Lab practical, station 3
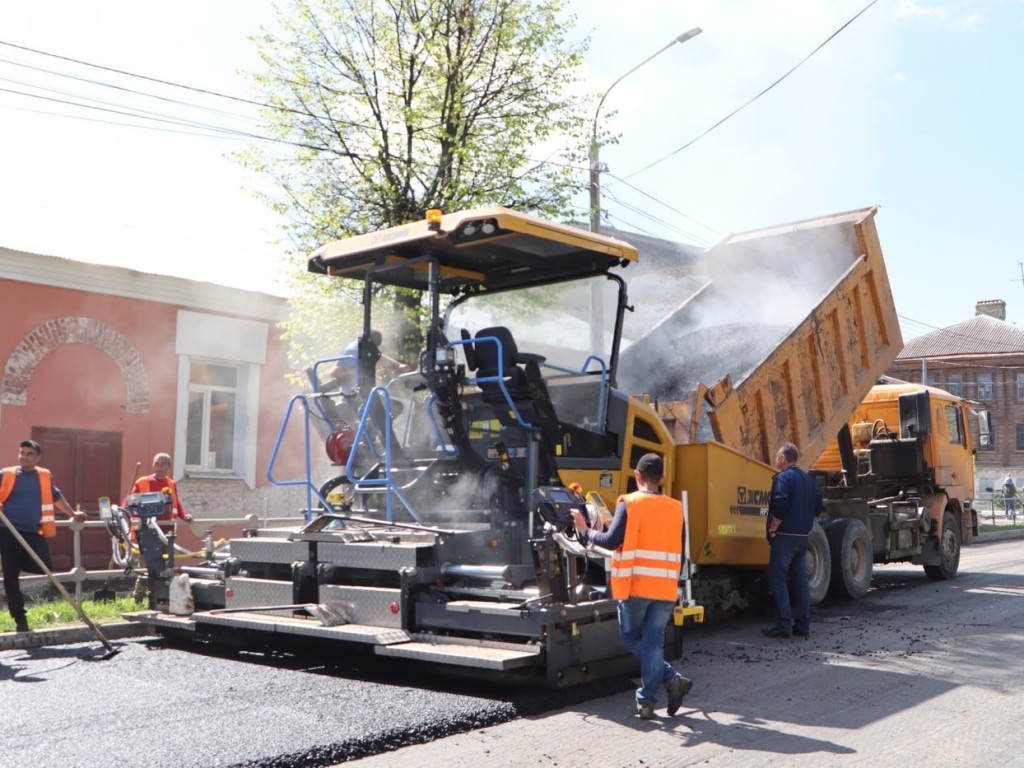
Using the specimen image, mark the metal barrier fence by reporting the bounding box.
[976,493,1019,525]
[10,513,309,606]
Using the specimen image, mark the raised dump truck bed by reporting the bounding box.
[619,206,902,467]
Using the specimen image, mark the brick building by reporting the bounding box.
[886,299,1024,495]
[0,246,310,568]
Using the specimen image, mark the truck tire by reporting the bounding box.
[807,521,831,605]
[825,518,873,599]
[924,512,961,580]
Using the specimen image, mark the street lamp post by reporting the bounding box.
[587,27,702,354]
[588,27,702,235]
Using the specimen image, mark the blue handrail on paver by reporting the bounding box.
[266,384,426,525]
[342,385,425,525]
[266,394,332,520]
[449,335,535,430]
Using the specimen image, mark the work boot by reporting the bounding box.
[636,701,655,720]
[666,673,693,716]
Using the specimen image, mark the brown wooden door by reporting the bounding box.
[32,428,122,571]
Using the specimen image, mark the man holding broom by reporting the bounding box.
[0,439,85,632]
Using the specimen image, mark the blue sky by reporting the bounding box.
[0,1,1021,340]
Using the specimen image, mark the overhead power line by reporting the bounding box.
[0,38,280,112]
[623,0,881,181]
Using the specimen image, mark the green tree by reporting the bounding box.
[239,0,591,369]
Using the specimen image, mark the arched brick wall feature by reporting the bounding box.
[1,316,150,412]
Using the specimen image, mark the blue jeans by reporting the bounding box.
[617,597,677,705]
[767,534,810,633]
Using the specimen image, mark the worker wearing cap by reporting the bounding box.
[128,452,192,522]
[0,439,85,632]
[571,452,692,720]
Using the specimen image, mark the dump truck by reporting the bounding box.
[125,204,960,684]
[810,380,983,595]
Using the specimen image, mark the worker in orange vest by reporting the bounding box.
[127,452,193,522]
[571,453,692,720]
[0,439,85,632]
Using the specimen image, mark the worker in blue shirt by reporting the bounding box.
[762,442,824,639]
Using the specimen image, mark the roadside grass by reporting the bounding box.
[979,519,1024,534]
[0,595,141,633]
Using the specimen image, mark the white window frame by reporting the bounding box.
[183,359,254,475]
[174,311,267,488]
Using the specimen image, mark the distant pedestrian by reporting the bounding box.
[762,442,823,640]
[0,439,85,632]
[1004,475,1016,517]
[571,453,692,720]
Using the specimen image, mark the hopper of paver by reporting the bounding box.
[618,206,902,469]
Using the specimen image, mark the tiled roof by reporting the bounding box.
[898,314,1024,358]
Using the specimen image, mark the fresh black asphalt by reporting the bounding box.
[0,635,628,767]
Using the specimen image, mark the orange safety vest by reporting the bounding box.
[609,491,683,601]
[133,476,183,519]
[0,466,58,538]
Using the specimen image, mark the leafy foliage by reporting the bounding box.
[238,0,591,369]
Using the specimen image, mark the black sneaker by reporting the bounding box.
[793,627,810,638]
[15,620,30,633]
[666,674,693,716]
[761,626,791,638]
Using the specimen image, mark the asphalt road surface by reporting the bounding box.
[346,535,1024,767]
[4,536,1023,767]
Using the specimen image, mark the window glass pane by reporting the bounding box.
[945,405,961,444]
[190,362,237,388]
[186,391,204,465]
[977,374,992,400]
[209,391,236,469]
[1017,375,1024,401]
[1017,423,1024,451]
[947,375,963,397]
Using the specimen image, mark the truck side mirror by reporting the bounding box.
[977,409,992,446]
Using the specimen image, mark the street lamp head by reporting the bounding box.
[675,28,703,44]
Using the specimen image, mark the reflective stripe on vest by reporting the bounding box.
[610,491,683,601]
[0,466,57,538]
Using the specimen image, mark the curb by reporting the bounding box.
[977,528,1024,543]
[0,621,150,652]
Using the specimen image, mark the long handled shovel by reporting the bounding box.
[0,509,120,659]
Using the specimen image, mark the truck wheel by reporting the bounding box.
[807,521,831,605]
[924,512,961,580]
[825,518,873,599]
